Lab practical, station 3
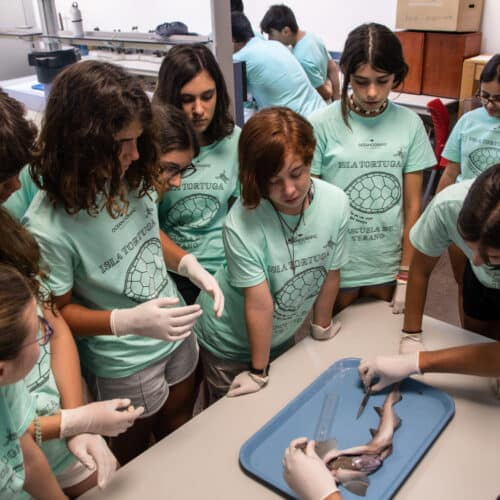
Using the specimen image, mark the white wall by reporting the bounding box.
[52,0,500,53]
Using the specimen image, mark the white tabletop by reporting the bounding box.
[80,300,499,500]
[389,92,458,117]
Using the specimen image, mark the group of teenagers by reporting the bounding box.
[0,17,499,500]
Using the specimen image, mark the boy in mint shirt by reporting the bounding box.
[232,12,325,117]
[260,4,340,101]
[403,165,500,351]
[196,108,350,403]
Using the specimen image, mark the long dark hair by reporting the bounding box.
[153,44,234,144]
[339,23,408,126]
[31,60,159,217]
[480,54,500,84]
[458,163,500,263]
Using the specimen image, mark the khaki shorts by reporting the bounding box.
[199,347,247,405]
[57,458,94,489]
[85,333,199,418]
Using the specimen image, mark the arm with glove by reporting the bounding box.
[160,230,224,317]
[226,281,273,397]
[283,438,341,500]
[311,270,341,341]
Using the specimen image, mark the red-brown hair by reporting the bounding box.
[239,107,315,208]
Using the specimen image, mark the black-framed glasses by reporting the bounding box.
[475,91,500,107]
[21,316,54,349]
[160,162,197,180]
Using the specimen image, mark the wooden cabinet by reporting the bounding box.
[394,31,425,94]
[395,30,481,98]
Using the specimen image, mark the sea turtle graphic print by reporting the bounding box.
[124,238,169,302]
[468,147,500,175]
[274,266,327,319]
[25,344,50,392]
[345,172,401,215]
[165,194,220,229]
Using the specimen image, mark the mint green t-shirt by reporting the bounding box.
[195,179,350,362]
[0,381,36,499]
[309,100,435,288]
[158,128,240,274]
[2,165,39,220]
[23,189,184,378]
[441,107,500,182]
[23,308,75,476]
[293,32,329,89]
[410,180,500,289]
[233,37,326,117]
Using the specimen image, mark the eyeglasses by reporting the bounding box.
[21,316,54,349]
[160,162,197,180]
[475,91,500,107]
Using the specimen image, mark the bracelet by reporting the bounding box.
[33,416,42,447]
[248,362,270,377]
[396,274,408,282]
[402,328,422,334]
[399,265,410,272]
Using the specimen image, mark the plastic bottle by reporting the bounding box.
[70,2,84,37]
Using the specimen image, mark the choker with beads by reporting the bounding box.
[349,95,388,116]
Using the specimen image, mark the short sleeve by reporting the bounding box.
[223,224,266,288]
[409,197,453,257]
[403,114,436,173]
[441,114,466,163]
[27,222,77,296]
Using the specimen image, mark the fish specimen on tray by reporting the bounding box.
[319,385,402,497]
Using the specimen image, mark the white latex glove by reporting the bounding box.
[110,297,202,341]
[226,371,268,397]
[358,352,420,392]
[390,279,407,314]
[310,320,341,341]
[283,438,338,500]
[399,332,425,354]
[60,399,145,438]
[67,434,117,489]
[177,254,224,317]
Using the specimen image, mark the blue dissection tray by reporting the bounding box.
[240,358,454,499]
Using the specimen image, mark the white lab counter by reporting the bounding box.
[80,299,499,500]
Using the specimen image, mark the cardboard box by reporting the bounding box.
[396,0,484,32]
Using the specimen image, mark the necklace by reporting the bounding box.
[272,182,313,275]
[349,95,388,116]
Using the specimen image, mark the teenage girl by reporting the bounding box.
[23,60,221,464]
[153,44,240,304]
[0,264,67,500]
[434,54,500,325]
[308,23,435,352]
[403,164,500,347]
[195,107,350,403]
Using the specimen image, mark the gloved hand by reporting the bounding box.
[358,352,420,392]
[110,297,202,341]
[178,254,224,318]
[67,434,117,489]
[399,332,425,354]
[283,438,338,500]
[226,371,268,397]
[390,279,407,314]
[310,320,341,341]
[60,399,144,439]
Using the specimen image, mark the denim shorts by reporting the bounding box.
[85,333,199,418]
[463,260,500,320]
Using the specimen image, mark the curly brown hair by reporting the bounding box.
[239,107,315,208]
[31,60,160,217]
[0,88,37,182]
